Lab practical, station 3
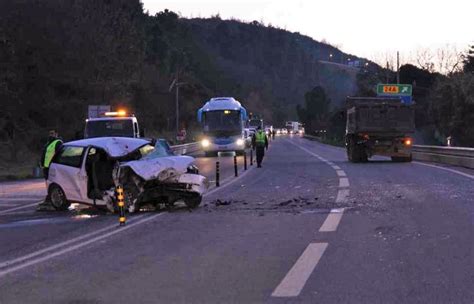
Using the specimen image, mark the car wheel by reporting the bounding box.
[184,195,202,209]
[49,184,70,211]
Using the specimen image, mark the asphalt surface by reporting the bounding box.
[0,136,473,303]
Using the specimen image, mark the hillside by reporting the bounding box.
[0,1,373,166]
[185,18,362,121]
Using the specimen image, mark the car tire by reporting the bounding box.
[49,184,70,211]
[235,150,245,156]
[184,195,202,209]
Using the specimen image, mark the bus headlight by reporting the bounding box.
[201,139,210,148]
[236,139,244,146]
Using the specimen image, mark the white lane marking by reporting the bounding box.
[0,197,42,201]
[339,177,350,188]
[272,243,328,297]
[414,162,474,180]
[0,213,162,278]
[0,202,40,215]
[332,165,341,170]
[335,189,350,204]
[0,214,146,269]
[319,208,345,232]
[287,139,349,233]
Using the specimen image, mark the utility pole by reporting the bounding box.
[396,51,400,84]
[386,61,389,83]
[169,72,186,139]
[175,71,179,137]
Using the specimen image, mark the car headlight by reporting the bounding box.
[201,139,210,147]
[236,139,244,146]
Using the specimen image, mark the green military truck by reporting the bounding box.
[345,97,415,163]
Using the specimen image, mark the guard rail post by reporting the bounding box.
[244,151,247,170]
[234,155,238,177]
[216,161,220,187]
[116,185,126,226]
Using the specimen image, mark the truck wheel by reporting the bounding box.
[49,184,70,211]
[348,141,361,163]
[359,147,368,162]
[184,195,202,209]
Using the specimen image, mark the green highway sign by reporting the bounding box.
[377,84,412,96]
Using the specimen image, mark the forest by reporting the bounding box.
[0,0,473,176]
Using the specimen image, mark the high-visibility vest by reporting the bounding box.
[43,139,61,168]
[255,131,266,146]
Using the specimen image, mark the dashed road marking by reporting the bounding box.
[336,170,346,177]
[335,189,350,203]
[339,177,350,188]
[272,243,328,297]
[319,208,345,232]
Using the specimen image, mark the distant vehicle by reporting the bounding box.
[345,97,415,162]
[285,121,302,134]
[84,110,143,139]
[264,126,273,135]
[248,118,264,131]
[46,137,207,213]
[281,128,288,135]
[197,97,248,157]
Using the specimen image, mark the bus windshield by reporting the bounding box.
[203,110,241,136]
[85,119,134,138]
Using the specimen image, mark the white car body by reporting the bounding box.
[47,137,207,212]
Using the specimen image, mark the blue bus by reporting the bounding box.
[197,97,248,157]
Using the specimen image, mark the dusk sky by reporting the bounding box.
[142,0,473,61]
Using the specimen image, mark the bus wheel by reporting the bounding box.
[205,151,217,157]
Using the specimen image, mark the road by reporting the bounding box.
[0,136,473,303]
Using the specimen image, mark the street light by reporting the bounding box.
[329,53,333,61]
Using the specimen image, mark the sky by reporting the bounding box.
[142,0,473,64]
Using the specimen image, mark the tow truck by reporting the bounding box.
[84,110,144,139]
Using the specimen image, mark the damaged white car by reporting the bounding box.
[45,137,208,212]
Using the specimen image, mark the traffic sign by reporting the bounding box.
[377,84,412,96]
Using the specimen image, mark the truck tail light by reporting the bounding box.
[404,138,412,146]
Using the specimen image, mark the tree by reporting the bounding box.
[463,45,474,73]
[297,86,331,132]
[429,73,474,147]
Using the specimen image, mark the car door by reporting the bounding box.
[49,146,86,202]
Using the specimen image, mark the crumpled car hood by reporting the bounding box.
[120,155,195,181]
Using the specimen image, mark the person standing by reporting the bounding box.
[40,130,63,179]
[252,126,268,168]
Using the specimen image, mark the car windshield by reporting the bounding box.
[85,119,134,138]
[139,141,174,160]
[203,110,241,135]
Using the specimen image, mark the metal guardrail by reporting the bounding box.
[304,134,474,169]
[170,142,201,156]
[412,145,474,169]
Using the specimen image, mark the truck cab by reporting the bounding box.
[84,111,142,139]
